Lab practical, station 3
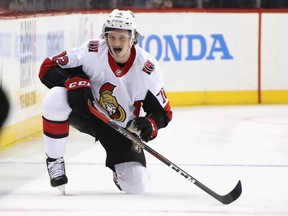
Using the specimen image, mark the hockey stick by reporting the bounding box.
[88,103,242,205]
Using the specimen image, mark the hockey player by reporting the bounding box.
[38,9,172,194]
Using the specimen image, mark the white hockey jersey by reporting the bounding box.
[40,39,172,128]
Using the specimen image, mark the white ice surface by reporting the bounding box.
[0,105,288,216]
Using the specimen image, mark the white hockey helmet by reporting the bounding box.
[102,9,137,37]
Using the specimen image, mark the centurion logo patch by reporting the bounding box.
[88,40,99,52]
[142,60,155,75]
[98,82,126,122]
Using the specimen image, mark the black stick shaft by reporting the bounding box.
[88,104,242,205]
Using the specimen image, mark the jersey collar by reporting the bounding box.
[108,46,136,77]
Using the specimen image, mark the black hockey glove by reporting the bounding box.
[126,117,158,142]
[64,75,94,119]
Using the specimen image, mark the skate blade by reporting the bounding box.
[57,185,66,195]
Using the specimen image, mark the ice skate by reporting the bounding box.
[113,172,122,191]
[46,157,68,194]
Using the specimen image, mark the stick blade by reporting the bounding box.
[218,180,242,205]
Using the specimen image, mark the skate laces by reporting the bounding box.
[47,158,65,178]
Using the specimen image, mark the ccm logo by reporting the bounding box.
[68,81,91,89]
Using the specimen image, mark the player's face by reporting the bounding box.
[107,30,132,63]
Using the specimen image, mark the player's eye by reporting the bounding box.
[119,36,127,41]
[108,36,116,41]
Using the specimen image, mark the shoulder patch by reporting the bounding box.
[88,40,99,52]
[142,60,155,75]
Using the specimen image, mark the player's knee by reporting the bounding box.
[114,161,150,194]
[43,87,71,121]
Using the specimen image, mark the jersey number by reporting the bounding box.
[157,88,167,104]
[52,51,69,66]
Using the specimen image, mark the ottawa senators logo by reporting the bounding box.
[88,40,99,52]
[142,60,155,75]
[98,82,126,122]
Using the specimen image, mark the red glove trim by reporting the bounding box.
[146,117,158,139]
[65,76,91,90]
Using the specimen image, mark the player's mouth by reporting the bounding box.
[113,48,122,54]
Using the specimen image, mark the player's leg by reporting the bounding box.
[43,87,71,188]
[90,116,150,194]
[86,106,151,194]
[114,161,150,194]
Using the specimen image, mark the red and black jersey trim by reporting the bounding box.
[88,40,100,52]
[108,46,136,77]
[142,90,172,129]
[142,60,155,75]
[38,57,86,89]
[42,116,69,139]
